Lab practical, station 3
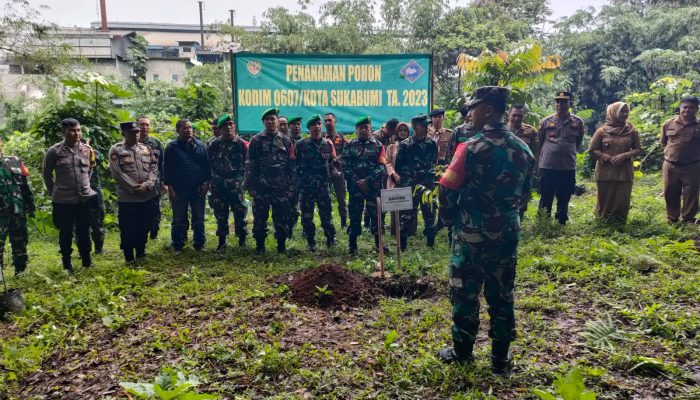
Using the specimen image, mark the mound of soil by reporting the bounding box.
[288,264,383,308]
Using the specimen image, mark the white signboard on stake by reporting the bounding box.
[381,187,413,212]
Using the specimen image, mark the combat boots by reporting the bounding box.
[348,235,358,254]
[238,234,247,247]
[217,235,227,251]
[491,341,513,375]
[426,235,435,248]
[255,238,265,254]
[437,340,474,364]
[400,235,408,252]
[326,235,336,248]
[340,215,347,228]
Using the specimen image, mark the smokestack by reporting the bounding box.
[100,0,108,31]
[198,1,204,48]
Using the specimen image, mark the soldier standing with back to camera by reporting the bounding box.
[43,118,97,273]
[438,86,533,375]
[0,138,35,276]
[294,114,338,251]
[109,122,159,263]
[208,114,249,250]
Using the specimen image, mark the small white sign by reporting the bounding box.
[381,187,413,212]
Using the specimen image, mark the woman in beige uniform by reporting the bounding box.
[588,102,644,222]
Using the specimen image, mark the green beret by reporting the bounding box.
[355,115,371,126]
[287,116,302,124]
[410,114,430,127]
[261,108,279,120]
[216,114,233,128]
[306,114,321,128]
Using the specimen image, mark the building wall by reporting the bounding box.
[145,59,189,84]
[108,29,222,48]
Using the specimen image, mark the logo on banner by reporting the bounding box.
[400,60,424,84]
[246,60,262,77]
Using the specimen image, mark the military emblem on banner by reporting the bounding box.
[247,60,262,77]
[400,60,424,84]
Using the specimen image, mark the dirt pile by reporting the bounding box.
[288,264,382,308]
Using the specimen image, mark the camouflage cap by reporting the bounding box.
[465,86,511,109]
[261,107,279,120]
[411,114,430,127]
[287,116,302,124]
[554,91,574,100]
[355,115,371,126]
[216,113,234,128]
[306,114,322,128]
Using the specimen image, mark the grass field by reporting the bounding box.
[1,174,699,399]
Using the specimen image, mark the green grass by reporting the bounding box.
[1,174,699,399]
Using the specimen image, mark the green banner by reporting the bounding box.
[233,53,432,134]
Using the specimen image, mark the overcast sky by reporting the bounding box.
[27,0,608,28]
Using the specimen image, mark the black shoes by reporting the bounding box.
[326,236,336,248]
[491,341,513,376]
[348,235,358,254]
[437,347,474,364]
[238,234,246,247]
[217,236,227,251]
[307,240,317,252]
[255,238,265,254]
[277,240,286,254]
[426,235,435,248]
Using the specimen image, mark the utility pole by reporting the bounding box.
[229,9,236,42]
[198,1,205,48]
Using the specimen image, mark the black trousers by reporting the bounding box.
[53,198,95,264]
[118,201,154,261]
[538,168,576,224]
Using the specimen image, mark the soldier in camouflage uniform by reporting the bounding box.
[324,113,349,227]
[208,114,249,250]
[0,139,35,276]
[395,114,439,251]
[137,117,165,240]
[286,116,303,238]
[341,116,387,254]
[294,115,337,251]
[438,87,533,375]
[244,108,295,254]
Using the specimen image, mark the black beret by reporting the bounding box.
[429,109,446,117]
[465,86,511,109]
[120,121,140,133]
[411,114,430,127]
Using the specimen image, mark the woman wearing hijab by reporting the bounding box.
[588,102,644,222]
[385,122,411,235]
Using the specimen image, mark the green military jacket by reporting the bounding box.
[0,156,35,216]
[440,122,534,243]
[341,137,386,196]
[395,136,438,188]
